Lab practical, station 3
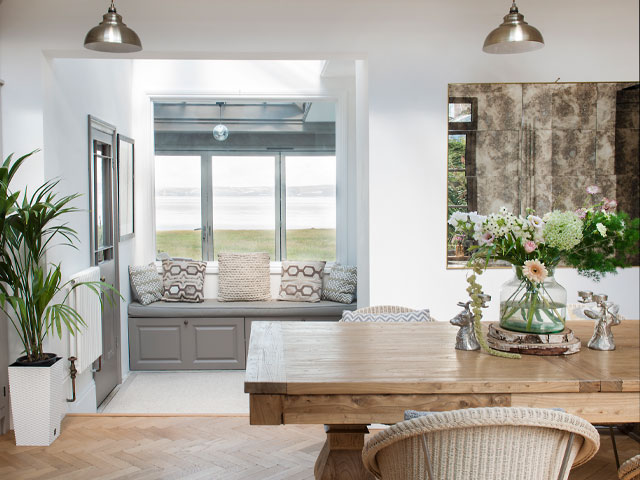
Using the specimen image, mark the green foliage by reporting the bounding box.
[156,228,337,262]
[565,210,640,280]
[0,151,120,363]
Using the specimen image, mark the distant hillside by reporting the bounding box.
[157,185,335,197]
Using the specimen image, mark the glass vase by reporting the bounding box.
[499,266,567,334]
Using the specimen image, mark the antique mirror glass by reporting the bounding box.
[447,82,639,267]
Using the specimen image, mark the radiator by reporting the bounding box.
[69,267,102,373]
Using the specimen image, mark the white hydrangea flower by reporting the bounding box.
[448,211,468,228]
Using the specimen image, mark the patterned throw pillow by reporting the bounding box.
[340,309,433,323]
[278,261,326,303]
[161,259,207,303]
[218,252,271,302]
[129,263,163,305]
[321,264,357,304]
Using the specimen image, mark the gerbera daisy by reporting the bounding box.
[522,259,548,284]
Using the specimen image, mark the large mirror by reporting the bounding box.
[447,82,639,267]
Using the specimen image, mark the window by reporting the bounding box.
[285,155,336,261]
[447,97,477,258]
[211,156,276,259]
[155,153,337,262]
[154,99,338,263]
[155,156,202,260]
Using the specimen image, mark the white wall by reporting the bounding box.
[0,0,638,383]
[23,58,132,413]
[132,59,357,293]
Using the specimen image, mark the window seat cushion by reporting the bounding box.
[128,299,357,318]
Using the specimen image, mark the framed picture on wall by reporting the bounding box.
[117,134,135,240]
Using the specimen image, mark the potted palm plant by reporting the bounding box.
[0,151,116,446]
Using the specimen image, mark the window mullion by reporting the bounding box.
[275,153,286,261]
[201,153,213,261]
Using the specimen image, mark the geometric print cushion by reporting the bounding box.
[129,263,163,305]
[321,264,357,304]
[161,259,207,303]
[340,309,433,323]
[278,260,326,303]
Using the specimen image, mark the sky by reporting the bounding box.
[155,155,336,191]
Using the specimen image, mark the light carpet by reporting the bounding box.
[99,370,249,414]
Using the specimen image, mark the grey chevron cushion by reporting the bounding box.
[161,259,206,303]
[321,264,357,304]
[129,263,163,305]
[340,309,432,323]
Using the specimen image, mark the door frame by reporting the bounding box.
[0,78,10,434]
[88,115,122,388]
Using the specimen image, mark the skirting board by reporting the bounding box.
[66,378,97,415]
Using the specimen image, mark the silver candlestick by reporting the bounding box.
[582,292,621,351]
[450,294,491,351]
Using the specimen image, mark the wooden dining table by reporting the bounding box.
[244,320,640,480]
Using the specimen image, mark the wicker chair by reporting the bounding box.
[620,455,640,480]
[362,407,600,480]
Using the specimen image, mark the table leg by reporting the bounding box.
[314,424,375,480]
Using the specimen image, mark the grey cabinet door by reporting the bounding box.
[129,317,187,370]
[129,317,245,370]
[187,318,245,369]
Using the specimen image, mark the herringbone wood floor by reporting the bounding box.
[0,416,637,480]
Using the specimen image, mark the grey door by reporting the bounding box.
[0,80,9,434]
[89,116,121,406]
[0,312,9,435]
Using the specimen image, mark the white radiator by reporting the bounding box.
[69,267,102,373]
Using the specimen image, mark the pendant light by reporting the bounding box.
[84,1,142,53]
[213,102,229,142]
[483,1,544,54]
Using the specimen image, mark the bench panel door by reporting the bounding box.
[129,317,187,370]
[188,317,245,369]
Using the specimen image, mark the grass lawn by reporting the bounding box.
[156,229,336,262]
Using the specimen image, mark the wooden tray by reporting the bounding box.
[487,323,581,356]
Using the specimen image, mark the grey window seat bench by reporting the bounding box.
[128,299,356,370]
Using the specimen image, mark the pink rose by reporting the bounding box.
[602,198,617,211]
[524,240,537,253]
[575,208,587,220]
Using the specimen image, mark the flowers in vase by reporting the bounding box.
[449,186,639,356]
[447,186,639,279]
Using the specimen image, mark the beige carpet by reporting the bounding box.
[99,371,249,414]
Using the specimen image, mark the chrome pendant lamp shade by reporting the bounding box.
[483,2,544,54]
[84,1,142,53]
[213,102,229,142]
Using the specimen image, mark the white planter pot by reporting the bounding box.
[8,356,65,446]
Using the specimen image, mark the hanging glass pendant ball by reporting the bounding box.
[213,124,229,141]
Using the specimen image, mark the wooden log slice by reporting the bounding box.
[488,323,575,345]
[487,335,581,356]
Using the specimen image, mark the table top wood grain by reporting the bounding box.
[245,320,639,396]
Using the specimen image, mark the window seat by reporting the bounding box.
[128,299,356,318]
[128,300,356,371]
